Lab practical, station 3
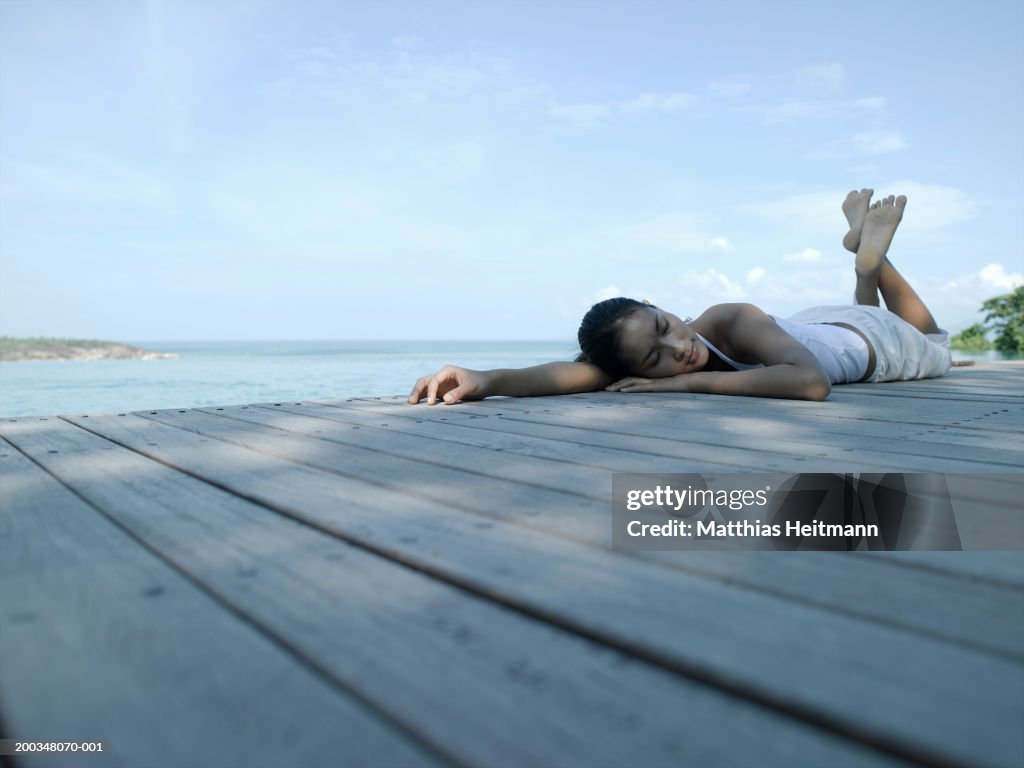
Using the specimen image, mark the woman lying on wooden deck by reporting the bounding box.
[409,190,952,404]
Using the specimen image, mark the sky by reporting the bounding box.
[1,0,1022,341]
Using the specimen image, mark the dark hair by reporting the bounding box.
[575,297,647,379]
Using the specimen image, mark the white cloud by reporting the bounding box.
[274,40,518,107]
[627,212,717,253]
[783,248,827,264]
[979,264,1024,291]
[549,92,697,126]
[680,269,749,301]
[851,131,909,155]
[739,191,843,237]
[740,182,979,242]
[759,268,852,307]
[796,62,845,91]
[595,285,623,301]
[278,38,696,129]
[578,285,659,314]
[943,263,1024,293]
[675,263,857,311]
[763,100,825,123]
[811,130,908,158]
[847,163,882,177]
[884,180,980,232]
[761,96,885,125]
[927,262,1024,330]
[707,237,734,251]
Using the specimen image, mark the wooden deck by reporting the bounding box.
[1,362,1022,768]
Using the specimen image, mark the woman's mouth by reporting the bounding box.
[688,343,697,365]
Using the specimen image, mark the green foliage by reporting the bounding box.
[981,286,1024,353]
[950,323,992,350]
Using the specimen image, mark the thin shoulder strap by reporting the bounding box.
[695,332,760,371]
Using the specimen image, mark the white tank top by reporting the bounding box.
[696,316,869,384]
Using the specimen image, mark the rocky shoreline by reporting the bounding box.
[0,337,180,361]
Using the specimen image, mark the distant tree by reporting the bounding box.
[981,285,1024,353]
[950,323,992,350]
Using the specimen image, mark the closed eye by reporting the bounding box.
[643,313,664,371]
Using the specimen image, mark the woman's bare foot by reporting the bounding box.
[841,188,873,253]
[856,194,906,275]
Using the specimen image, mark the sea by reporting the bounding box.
[0,340,1013,419]
[0,340,578,418]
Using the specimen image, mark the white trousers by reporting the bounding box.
[785,304,952,382]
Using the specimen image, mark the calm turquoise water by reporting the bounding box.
[0,341,1016,418]
[0,340,578,418]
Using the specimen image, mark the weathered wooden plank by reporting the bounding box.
[453,415,1024,538]
[489,397,1024,462]
[303,402,1024,530]
[379,393,1024,466]
[840,373,1024,397]
[471,387,1024,430]
[868,552,1024,590]
[311,397,483,421]
[189,403,1024,660]
[136,403,1024,663]
[45,413,1024,768]
[259,401,757,480]
[873,374,1024,387]
[374,390,1024,454]
[320,400,948,474]
[551,391,1024,433]
[0,436,445,768]
[644,551,1024,660]
[393,399,1024,476]
[345,399,1024,522]
[837,386,1022,403]
[1,421,912,768]
[144,406,607,542]
[560,389,1024,453]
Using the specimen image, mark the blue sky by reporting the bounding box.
[1,0,1021,340]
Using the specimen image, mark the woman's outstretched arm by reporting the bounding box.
[408,361,612,405]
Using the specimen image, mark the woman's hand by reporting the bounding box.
[408,365,493,405]
[605,375,690,393]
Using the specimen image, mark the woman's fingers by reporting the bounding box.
[606,377,642,391]
[606,377,653,393]
[442,378,481,404]
[426,374,445,405]
[408,366,459,405]
[408,375,431,404]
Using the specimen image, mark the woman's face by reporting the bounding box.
[616,306,708,378]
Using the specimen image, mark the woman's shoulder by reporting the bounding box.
[693,304,776,364]
[696,302,771,327]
